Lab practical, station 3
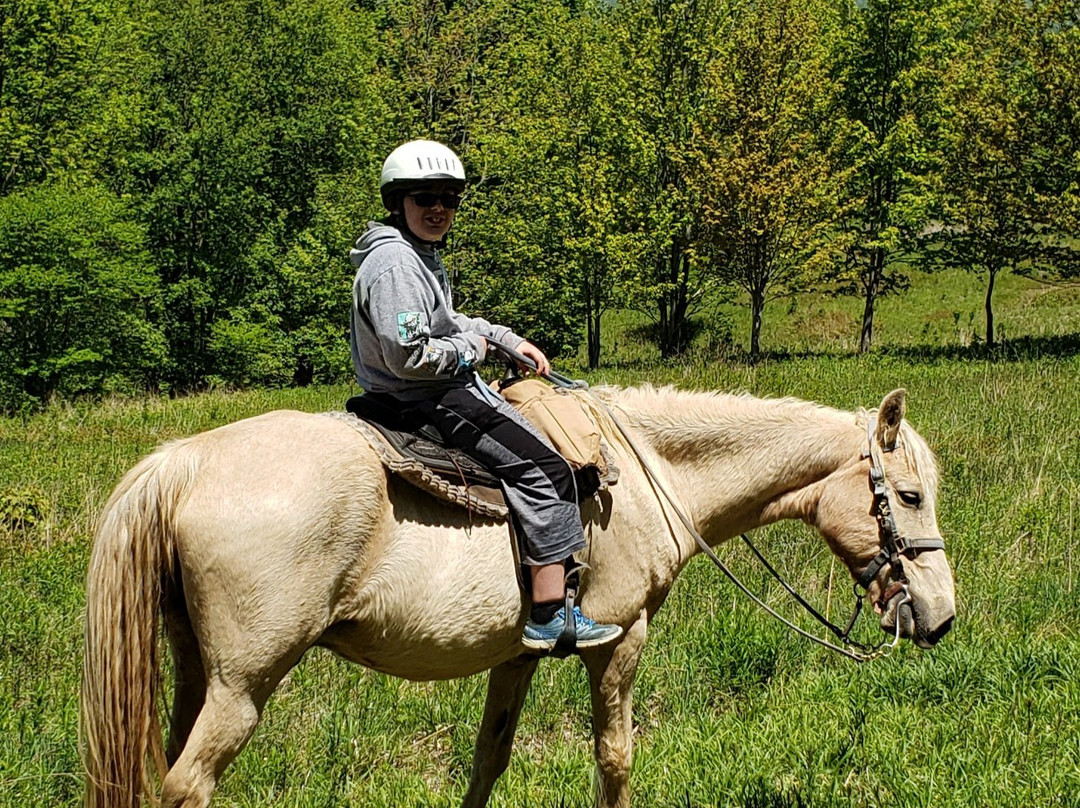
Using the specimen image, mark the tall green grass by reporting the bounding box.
[2,269,1078,807]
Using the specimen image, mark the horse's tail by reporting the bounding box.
[81,439,198,808]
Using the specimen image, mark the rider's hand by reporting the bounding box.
[515,341,550,376]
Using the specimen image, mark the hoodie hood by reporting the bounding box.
[350,219,446,268]
[350,220,449,297]
[349,221,435,269]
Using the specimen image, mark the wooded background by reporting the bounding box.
[1,0,1077,410]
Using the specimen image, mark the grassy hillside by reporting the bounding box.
[596,269,1080,365]
[2,270,1078,807]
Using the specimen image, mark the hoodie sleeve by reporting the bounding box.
[363,265,488,379]
[448,312,525,353]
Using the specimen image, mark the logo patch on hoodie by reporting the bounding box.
[397,311,427,341]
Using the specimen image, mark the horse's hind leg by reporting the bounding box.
[159,602,308,808]
[159,679,268,808]
[461,655,540,808]
[165,599,206,765]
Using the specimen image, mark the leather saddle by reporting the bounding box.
[334,391,611,642]
[335,392,609,519]
[345,393,501,489]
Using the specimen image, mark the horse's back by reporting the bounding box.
[178,409,389,541]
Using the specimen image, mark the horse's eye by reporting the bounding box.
[898,490,922,508]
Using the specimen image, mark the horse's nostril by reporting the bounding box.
[922,615,955,646]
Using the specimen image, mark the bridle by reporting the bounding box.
[855,415,946,612]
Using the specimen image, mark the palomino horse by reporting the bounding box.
[82,386,955,808]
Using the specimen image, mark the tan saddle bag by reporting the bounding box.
[493,377,608,476]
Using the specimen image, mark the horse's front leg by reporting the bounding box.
[581,611,648,808]
[461,654,540,808]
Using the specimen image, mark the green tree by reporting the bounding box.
[921,0,1080,347]
[1019,0,1079,283]
[473,3,641,368]
[619,0,726,358]
[374,0,496,146]
[693,0,844,359]
[923,0,1080,347]
[0,183,164,408]
[106,0,388,388]
[401,0,623,362]
[0,0,107,192]
[446,1,582,360]
[1043,1,1080,252]
[833,0,952,352]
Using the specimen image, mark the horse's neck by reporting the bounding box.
[614,388,862,545]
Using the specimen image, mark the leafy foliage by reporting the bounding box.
[0,0,1077,409]
[692,0,845,358]
[0,183,164,408]
[923,0,1080,346]
[0,0,107,193]
[617,0,729,358]
[830,0,955,352]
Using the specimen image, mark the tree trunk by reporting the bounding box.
[658,240,690,358]
[985,266,997,347]
[656,283,670,357]
[587,303,601,369]
[859,290,875,354]
[749,288,765,361]
[859,247,883,354]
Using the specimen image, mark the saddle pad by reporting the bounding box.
[323,410,509,518]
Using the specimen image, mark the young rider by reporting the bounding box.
[349,139,622,652]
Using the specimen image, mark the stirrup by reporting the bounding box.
[550,567,581,658]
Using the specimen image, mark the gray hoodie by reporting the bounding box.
[349,222,524,400]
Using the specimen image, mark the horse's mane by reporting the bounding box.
[591,383,853,446]
[578,383,940,504]
[598,382,844,415]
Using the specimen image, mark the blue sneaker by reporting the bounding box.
[522,606,623,651]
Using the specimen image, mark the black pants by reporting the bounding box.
[404,384,584,566]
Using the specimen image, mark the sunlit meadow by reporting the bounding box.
[2,270,1078,807]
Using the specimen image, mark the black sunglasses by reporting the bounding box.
[405,191,463,210]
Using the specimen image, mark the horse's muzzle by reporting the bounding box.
[915,614,954,648]
[880,592,955,649]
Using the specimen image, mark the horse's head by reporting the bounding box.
[815,389,956,649]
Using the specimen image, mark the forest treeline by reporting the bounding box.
[1,0,1077,411]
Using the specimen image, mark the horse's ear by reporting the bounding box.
[876,389,907,450]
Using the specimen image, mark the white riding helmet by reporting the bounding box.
[380,140,466,208]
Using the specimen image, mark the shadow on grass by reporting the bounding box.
[738,780,816,808]
[882,332,1080,362]
[686,332,1080,367]
[676,781,815,808]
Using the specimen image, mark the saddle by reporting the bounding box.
[329,387,617,520]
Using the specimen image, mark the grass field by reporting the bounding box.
[2,270,1079,807]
